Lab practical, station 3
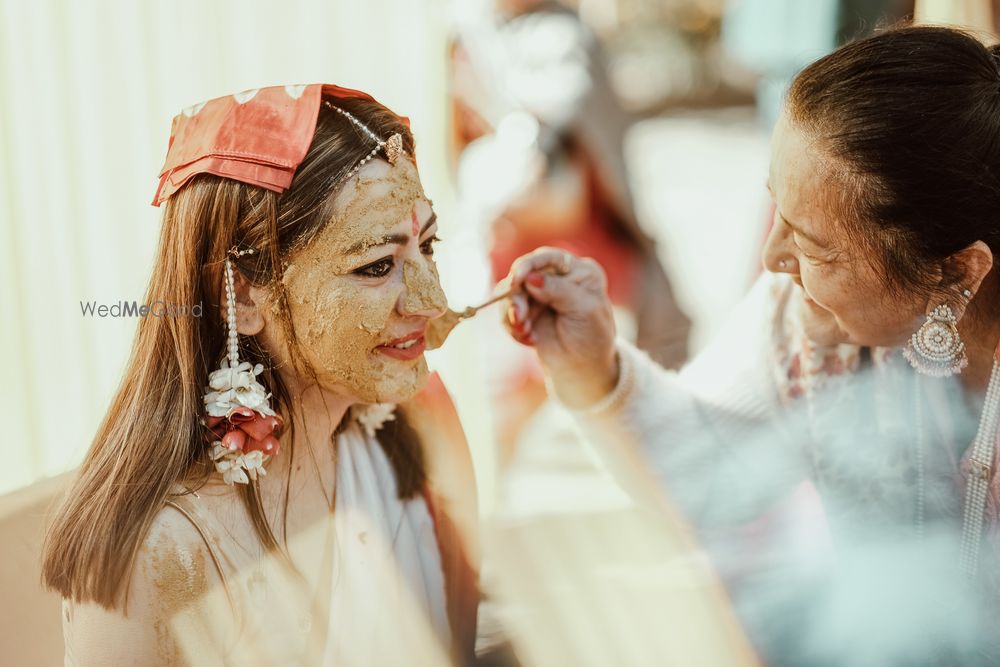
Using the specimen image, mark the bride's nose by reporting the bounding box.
[398,258,447,318]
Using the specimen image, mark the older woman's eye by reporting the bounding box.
[798,247,825,265]
[354,257,394,278]
[420,235,441,256]
[792,237,821,263]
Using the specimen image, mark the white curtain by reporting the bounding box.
[0,0,497,499]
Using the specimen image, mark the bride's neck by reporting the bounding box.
[258,370,354,495]
[281,376,354,449]
[256,374,353,540]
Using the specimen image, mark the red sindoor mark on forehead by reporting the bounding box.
[411,210,420,237]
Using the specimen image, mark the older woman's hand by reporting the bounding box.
[500,247,619,409]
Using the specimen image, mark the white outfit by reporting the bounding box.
[62,420,452,666]
[573,272,998,665]
[322,422,451,665]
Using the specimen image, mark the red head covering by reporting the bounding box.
[152,83,408,206]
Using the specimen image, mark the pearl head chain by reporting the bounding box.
[224,246,254,367]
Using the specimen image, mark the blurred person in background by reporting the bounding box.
[501,25,1000,665]
[449,0,690,460]
[722,0,915,131]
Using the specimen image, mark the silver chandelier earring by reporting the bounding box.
[903,293,971,377]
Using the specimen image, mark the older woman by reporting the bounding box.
[502,26,1000,665]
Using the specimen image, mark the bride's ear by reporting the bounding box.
[220,270,266,336]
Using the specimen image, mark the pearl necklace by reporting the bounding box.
[914,377,925,542]
[912,361,999,576]
[958,360,1000,577]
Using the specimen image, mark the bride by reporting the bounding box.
[42,84,478,666]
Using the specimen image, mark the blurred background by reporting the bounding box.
[2,0,997,664]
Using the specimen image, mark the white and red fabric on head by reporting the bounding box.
[152,83,408,206]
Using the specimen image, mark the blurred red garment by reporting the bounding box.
[488,158,640,307]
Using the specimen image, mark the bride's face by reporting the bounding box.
[275,157,447,404]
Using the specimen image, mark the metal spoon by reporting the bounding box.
[425,263,570,350]
[425,288,516,350]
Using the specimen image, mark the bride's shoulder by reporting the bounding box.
[131,498,226,614]
[62,500,226,664]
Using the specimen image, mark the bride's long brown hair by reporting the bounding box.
[42,95,427,608]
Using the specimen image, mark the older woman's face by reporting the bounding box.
[273,157,447,404]
[762,112,926,347]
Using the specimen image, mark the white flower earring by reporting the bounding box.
[201,247,284,484]
[903,289,972,377]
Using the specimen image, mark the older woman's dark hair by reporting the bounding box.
[788,25,1000,295]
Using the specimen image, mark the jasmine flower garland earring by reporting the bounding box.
[903,289,972,377]
[201,247,284,485]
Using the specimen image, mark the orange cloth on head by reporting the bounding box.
[152,84,408,206]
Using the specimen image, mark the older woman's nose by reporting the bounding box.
[399,258,448,318]
[761,220,798,275]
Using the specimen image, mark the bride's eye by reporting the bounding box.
[354,257,394,278]
[420,235,441,256]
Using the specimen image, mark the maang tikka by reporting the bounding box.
[323,100,404,182]
[903,290,972,377]
[202,247,283,485]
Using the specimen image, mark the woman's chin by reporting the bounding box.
[801,300,850,346]
[358,358,430,405]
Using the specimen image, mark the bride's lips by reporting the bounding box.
[376,329,427,361]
